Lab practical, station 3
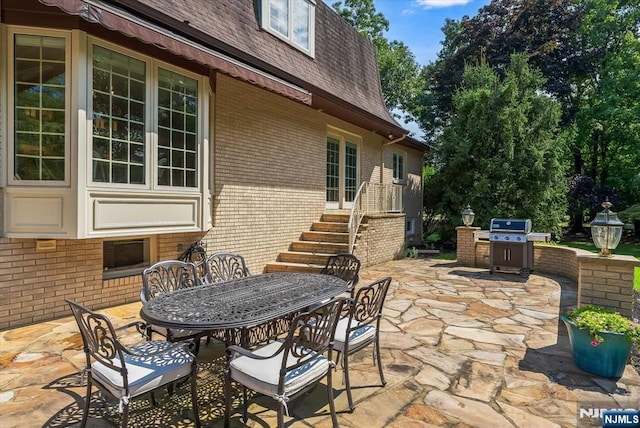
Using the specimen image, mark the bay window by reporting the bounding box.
[3,28,209,238]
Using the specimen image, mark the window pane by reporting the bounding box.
[326,137,339,202]
[92,46,146,184]
[270,0,289,36]
[103,239,150,279]
[14,34,66,181]
[345,142,357,202]
[292,0,310,49]
[157,68,198,188]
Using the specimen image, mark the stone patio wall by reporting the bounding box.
[456,229,640,317]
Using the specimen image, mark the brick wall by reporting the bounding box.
[455,226,479,266]
[534,245,585,282]
[577,254,639,317]
[354,213,405,267]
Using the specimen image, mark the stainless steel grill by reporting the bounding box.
[488,218,544,278]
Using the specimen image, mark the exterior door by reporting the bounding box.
[326,133,359,209]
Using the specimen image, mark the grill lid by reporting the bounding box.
[490,218,532,233]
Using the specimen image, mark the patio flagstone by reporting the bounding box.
[1,258,639,427]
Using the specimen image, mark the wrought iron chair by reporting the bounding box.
[66,300,201,428]
[224,298,345,428]
[333,276,392,411]
[204,252,251,284]
[141,260,205,354]
[320,253,361,298]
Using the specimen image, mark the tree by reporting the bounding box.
[571,0,640,207]
[417,0,586,141]
[428,54,567,242]
[332,0,421,121]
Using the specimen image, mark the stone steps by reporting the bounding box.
[265,212,357,273]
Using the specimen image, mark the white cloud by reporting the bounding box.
[415,0,473,9]
[401,8,415,15]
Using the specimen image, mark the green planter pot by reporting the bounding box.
[562,315,633,378]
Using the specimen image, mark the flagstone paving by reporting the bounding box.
[1,258,638,427]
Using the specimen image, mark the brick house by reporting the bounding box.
[0,0,426,329]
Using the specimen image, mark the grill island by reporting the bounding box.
[487,218,550,278]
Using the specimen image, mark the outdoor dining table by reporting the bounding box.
[139,272,348,344]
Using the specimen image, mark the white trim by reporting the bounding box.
[325,126,361,210]
[7,26,72,186]
[1,25,8,189]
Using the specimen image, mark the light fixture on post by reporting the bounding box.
[590,199,624,257]
[462,204,475,227]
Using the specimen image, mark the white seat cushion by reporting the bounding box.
[91,340,194,400]
[229,341,330,398]
[333,316,376,353]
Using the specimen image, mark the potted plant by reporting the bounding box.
[562,304,640,377]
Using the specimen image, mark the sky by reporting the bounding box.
[372,0,492,66]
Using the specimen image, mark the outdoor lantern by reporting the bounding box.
[590,199,624,257]
[462,204,475,227]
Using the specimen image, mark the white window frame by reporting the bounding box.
[260,0,316,57]
[87,38,206,193]
[7,27,72,186]
[392,150,406,183]
[326,126,361,210]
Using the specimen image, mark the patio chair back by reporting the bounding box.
[334,276,392,411]
[320,253,361,296]
[204,252,251,284]
[66,300,201,428]
[67,299,128,380]
[141,260,199,301]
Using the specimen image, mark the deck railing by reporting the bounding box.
[348,182,403,253]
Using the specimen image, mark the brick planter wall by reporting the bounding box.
[577,254,638,317]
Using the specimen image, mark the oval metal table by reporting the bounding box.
[140,272,348,346]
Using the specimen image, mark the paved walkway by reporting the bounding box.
[1,258,638,427]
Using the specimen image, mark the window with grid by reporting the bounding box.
[345,142,357,202]
[262,0,315,55]
[90,44,200,189]
[326,137,340,203]
[157,69,198,187]
[92,46,146,184]
[13,34,67,181]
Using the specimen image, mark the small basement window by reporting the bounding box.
[103,238,151,279]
